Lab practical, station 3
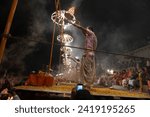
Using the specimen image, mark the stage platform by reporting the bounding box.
[15,84,150,100]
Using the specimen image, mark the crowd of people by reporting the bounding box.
[97,66,150,94]
[0,64,150,100]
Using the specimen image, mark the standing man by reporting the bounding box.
[72,24,97,86]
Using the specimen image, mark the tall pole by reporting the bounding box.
[49,0,60,70]
[0,0,18,64]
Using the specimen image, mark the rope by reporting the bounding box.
[7,35,150,60]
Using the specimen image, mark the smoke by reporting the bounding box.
[99,25,132,52]
[63,0,150,76]
[95,25,133,73]
[2,0,52,74]
[67,0,85,57]
[2,0,149,76]
[66,25,84,58]
[72,0,84,8]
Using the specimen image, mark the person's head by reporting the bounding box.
[87,26,94,32]
[75,89,94,100]
[8,88,16,96]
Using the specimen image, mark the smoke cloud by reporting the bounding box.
[1,0,149,76]
[2,0,52,74]
[72,0,84,8]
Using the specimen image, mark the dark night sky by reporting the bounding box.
[1,0,150,74]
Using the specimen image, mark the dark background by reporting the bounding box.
[1,0,150,75]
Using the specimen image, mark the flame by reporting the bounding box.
[67,6,76,15]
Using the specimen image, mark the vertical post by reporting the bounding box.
[0,0,18,63]
[49,0,60,70]
[49,23,56,70]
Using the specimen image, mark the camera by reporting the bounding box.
[76,84,84,91]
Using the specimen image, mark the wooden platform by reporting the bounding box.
[15,84,150,99]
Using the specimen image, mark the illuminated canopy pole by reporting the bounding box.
[49,0,60,70]
[0,0,18,64]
